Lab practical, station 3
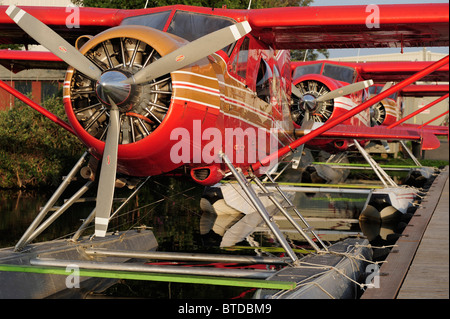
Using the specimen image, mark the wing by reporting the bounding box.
[1,3,448,50]
[0,49,64,72]
[357,61,449,83]
[401,84,449,97]
[0,6,130,46]
[296,124,441,150]
[400,123,448,137]
[247,3,449,50]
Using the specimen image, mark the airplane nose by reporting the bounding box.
[95,70,134,110]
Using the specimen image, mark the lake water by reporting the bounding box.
[0,174,404,298]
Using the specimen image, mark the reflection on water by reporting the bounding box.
[0,175,406,298]
[1,177,205,251]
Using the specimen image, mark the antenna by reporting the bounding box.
[144,0,149,9]
[248,0,252,10]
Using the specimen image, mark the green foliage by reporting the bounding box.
[0,96,85,189]
[291,48,330,61]
[0,44,24,50]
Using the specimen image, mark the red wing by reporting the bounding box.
[400,123,449,137]
[248,3,449,50]
[0,6,124,46]
[0,49,64,72]
[358,62,449,83]
[401,84,449,97]
[1,3,448,50]
[312,124,441,150]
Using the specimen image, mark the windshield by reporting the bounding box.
[322,63,355,83]
[121,10,236,53]
[293,63,322,78]
[121,11,171,30]
[167,11,235,42]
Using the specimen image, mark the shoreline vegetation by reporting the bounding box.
[0,96,448,190]
[0,95,84,189]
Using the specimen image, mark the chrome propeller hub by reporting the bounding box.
[95,69,135,111]
[301,94,317,111]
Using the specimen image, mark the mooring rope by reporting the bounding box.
[268,241,391,299]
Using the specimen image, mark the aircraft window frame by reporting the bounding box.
[293,63,322,78]
[256,58,272,103]
[322,63,355,84]
[229,37,250,81]
[120,11,172,30]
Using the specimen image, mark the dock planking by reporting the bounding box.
[396,174,449,299]
[361,166,449,299]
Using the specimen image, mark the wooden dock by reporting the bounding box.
[362,166,449,299]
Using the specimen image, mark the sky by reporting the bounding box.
[311,0,449,58]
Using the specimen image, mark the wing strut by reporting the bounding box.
[418,110,449,129]
[388,93,449,129]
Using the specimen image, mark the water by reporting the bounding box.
[0,175,402,298]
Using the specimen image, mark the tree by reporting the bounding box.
[291,48,330,61]
[71,0,326,60]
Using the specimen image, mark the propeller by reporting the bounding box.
[6,5,102,80]
[380,81,394,93]
[291,79,374,126]
[94,97,120,237]
[316,79,374,102]
[291,83,303,100]
[7,5,252,236]
[123,21,252,85]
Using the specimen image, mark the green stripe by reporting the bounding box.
[277,182,382,189]
[224,246,313,254]
[312,162,421,168]
[0,264,294,290]
[221,180,382,189]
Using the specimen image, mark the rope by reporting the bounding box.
[269,242,385,298]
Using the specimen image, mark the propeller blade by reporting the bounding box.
[291,84,303,99]
[125,21,252,85]
[94,97,120,237]
[380,81,394,93]
[316,80,374,102]
[6,5,102,80]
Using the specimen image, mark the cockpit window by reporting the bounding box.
[167,11,235,43]
[322,63,355,84]
[121,11,171,30]
[121,10,237,54]
[293,63,322,79]
[369,85,398,100]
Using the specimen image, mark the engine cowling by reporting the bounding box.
[63,25,219,177]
